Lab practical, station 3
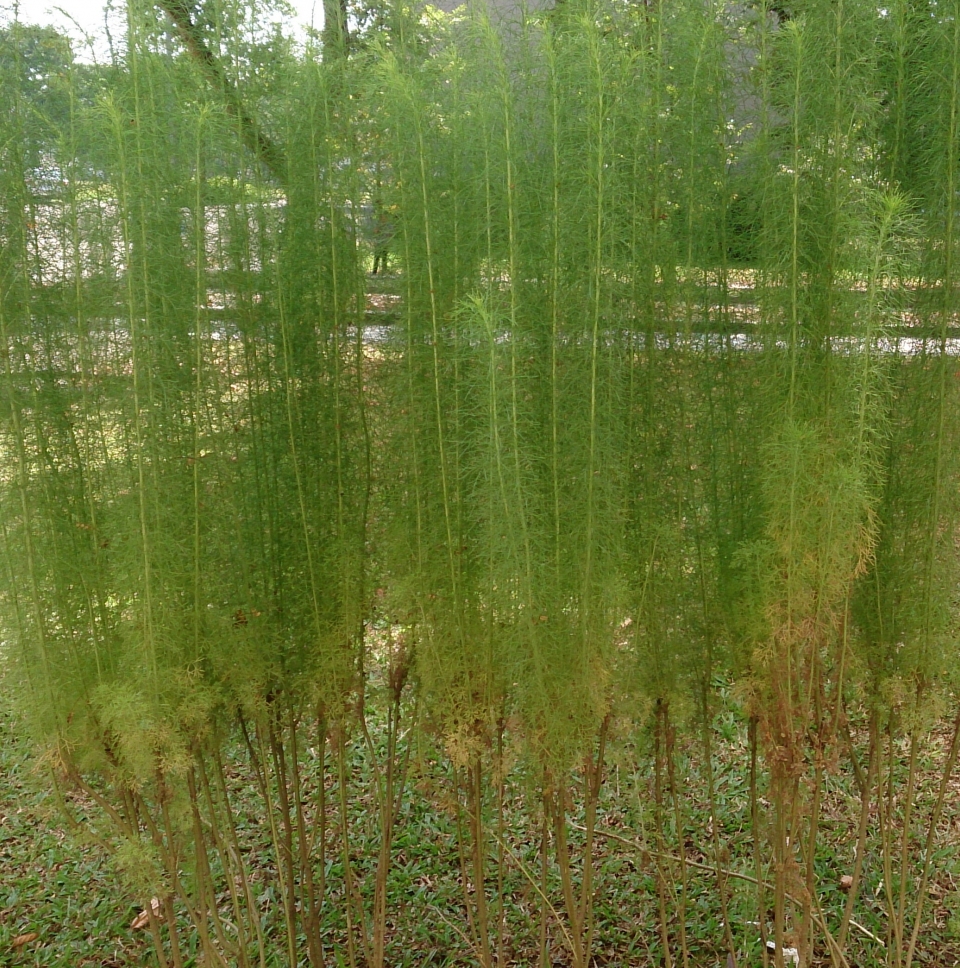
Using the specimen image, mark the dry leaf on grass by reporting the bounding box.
[11,932,38,947]
[130,898,163,931]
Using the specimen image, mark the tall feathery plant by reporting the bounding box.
[850,0,960,961]
[519,12,625,964]
[743,0,898,961]
[0,0,375,962]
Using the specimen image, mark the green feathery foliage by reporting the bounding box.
[4,0,960,963]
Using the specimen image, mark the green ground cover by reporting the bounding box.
[5,665,960,966]
[1,674,144,966]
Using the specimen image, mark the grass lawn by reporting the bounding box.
[4,666,960,967]
[0,678,148,965]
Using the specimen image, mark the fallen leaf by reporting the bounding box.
[11,932,38,948]
[131,898,163,930]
